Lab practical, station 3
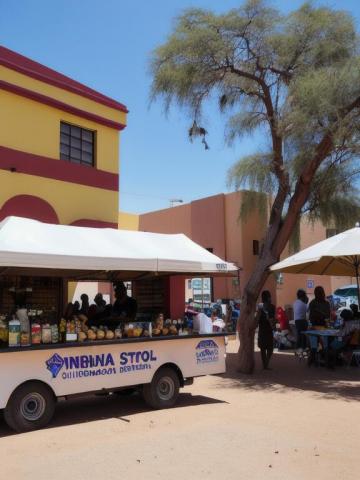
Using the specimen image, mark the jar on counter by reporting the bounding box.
[0,319,8,346]
[41,324,52,344]
[31,322,41,344]
[20,331,31,347]
[51,324,59,344]
[8,318,21,347]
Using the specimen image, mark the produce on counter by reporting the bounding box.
[105,330,114,340]
[96,329,105,340]
[87,329,96,341]
[78,331,87,342]
[0,306,196,348]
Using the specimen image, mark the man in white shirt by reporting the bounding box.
[293,289,309,351]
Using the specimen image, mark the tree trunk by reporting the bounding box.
[237,292,258,374]
[237,257,272,373]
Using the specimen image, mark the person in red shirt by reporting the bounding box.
[276,306,289,331]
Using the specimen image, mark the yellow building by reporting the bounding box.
[0,45,127,227]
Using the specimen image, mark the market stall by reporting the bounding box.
[0,216,237,346]
[0,216,237,432]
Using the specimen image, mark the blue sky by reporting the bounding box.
[1,0,360,213]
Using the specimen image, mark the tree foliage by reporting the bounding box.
[150,0,360,232]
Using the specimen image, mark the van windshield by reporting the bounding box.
[334,287,358,297]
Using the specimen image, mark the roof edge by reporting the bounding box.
[0,45,128,113]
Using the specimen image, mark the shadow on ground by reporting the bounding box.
[0,391,225,438]
[216,351,360,402]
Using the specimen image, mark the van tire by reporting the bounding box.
[4,382,55,432]
[143,367,180,409]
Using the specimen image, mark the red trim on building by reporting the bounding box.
[0,80,126,131]
[70,219,117,229]
[0,45,128,113]
[0,146,119,191]
[0,195,59,223]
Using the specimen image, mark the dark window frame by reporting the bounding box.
[60,121,96,167]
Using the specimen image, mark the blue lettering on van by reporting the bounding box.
[120,350,157,366]
[45,352,115,380]
[196,340,219,364]
[119,350,157,373]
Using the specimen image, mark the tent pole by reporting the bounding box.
[355,257,360,307]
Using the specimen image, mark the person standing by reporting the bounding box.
[293,289,309,351]
[79,294,89,316]
[112,282,138,321]
[257,290,276,370]
[308,286,330,327]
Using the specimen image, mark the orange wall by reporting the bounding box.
[224,192,276,301]
[140,203,192,236]
[139,192,276,302]
[190,194,227,298]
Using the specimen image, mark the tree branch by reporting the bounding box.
[272,95,360,258]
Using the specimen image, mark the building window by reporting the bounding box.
[60,122,95,166]
[253,240,259,255]
[326,228,339,239]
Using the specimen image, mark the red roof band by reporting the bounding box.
[0,45,128,113]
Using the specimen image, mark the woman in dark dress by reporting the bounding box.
[257,290,276,370]
[308,286,330,327]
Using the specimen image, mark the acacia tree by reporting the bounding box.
[150,0,360,373]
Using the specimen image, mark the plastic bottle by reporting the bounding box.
[16,308,30,346]
[8,317,21,347]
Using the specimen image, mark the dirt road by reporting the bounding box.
[0,340,359,479]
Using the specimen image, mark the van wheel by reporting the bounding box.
[143,367,180,409]
[4,382,55,433]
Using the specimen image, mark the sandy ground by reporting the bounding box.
[0,340,359,480]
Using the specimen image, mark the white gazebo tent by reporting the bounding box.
[270,226,360,304]
[0,217,238,280]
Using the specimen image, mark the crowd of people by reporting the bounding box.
[255,286,360,370]
[64,282,138,326]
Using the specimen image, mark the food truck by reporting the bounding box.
[0,217,237,432]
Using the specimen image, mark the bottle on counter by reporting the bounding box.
[41,324,52,344]
[51,324,59,344]
[0,318,9,346]
[31,321,41,345]
[65,319,77,342]
[8,317,21,347]
[16,308,31,347]
[16,308,30,332]
[59,318,66,343]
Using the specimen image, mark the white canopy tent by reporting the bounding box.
[0,217,237,279]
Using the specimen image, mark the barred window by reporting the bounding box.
[60,122,95,166]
